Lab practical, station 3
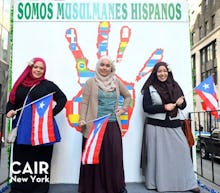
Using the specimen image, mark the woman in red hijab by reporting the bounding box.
[6,57,67,193]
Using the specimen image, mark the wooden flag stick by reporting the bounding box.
[15,92,55,113]
[85,114,112,124]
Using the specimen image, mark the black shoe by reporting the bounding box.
[119,188,127,193]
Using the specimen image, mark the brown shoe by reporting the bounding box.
[191,187,200,193]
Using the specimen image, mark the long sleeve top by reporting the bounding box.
[6,80,67,116]
[80,77,131,138]
[143,86,186,128]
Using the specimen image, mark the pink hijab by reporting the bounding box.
[9,57,47,104]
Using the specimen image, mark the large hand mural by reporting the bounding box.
[64,21,164,136]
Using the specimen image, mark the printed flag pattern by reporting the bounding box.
[81,114,111,165]
[16,96,32,145]
[194,76,219,119]
[16,94,61,146]
[31,94,55,145]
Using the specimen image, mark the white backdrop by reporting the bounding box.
[12,0,193,183]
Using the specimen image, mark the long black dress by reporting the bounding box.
[78,122,125,193]
[6,80,67,193]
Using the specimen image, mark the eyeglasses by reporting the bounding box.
[100,63,111,68]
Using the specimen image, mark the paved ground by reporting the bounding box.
[48,183,206,193]
[1,178,219,193]
[0,182,214,193]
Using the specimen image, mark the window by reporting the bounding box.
[0,84,1,104]
[207,45,212,61]
[213,67,217,83]
[191,54,196,88]
[212,0,215,7]
[200,43,215,64]
[200,41,217,83]
[0,1,3,23]
[191,32,195,45]
[0,0,11,63]
[204,21,208,36]
[3,0,11,21]
[211,15,215,30]
[0,27,9,62]
[199,26,202,39]
[204,0,209,8]
[201,49,205,66]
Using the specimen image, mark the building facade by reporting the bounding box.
[0,0,11,143]
[190,0,220,130]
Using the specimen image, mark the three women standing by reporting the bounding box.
[6,57,200,193]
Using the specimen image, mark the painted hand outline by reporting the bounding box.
[65,21,164,136]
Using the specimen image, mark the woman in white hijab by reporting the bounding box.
[78,56,131,193]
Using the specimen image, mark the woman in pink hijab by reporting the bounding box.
[6,57,67,193]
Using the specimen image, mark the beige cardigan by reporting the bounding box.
[80,77,131,138]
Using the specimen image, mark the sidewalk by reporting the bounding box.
[0,181,216,193]
[49,182,217,193]
[1,177,220,193]
[48,183,207,193]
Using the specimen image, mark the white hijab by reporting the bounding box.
[95,56,116,92]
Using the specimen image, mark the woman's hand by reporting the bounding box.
[176,96,184,106]
[115,108,126,116]
[164,103,176,111]
[6,110,16,118]
[78,120,86,127]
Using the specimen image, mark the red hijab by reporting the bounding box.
[9,57,47,104]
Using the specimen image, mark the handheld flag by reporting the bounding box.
[194,76,219,119]
[16,93,61,145]
[81,114,111,164]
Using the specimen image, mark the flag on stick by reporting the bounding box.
[16,93,61,145]
[194,75,219,119]
[81,114,111,164]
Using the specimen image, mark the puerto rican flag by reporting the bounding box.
[16,93,61,146]
[194,76,219,119]
[31,94,55,145]
[81,114,111,164]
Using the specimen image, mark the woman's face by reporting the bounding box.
[157,65,168,82]
[32,61,45,78]
[98,59,112,77]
